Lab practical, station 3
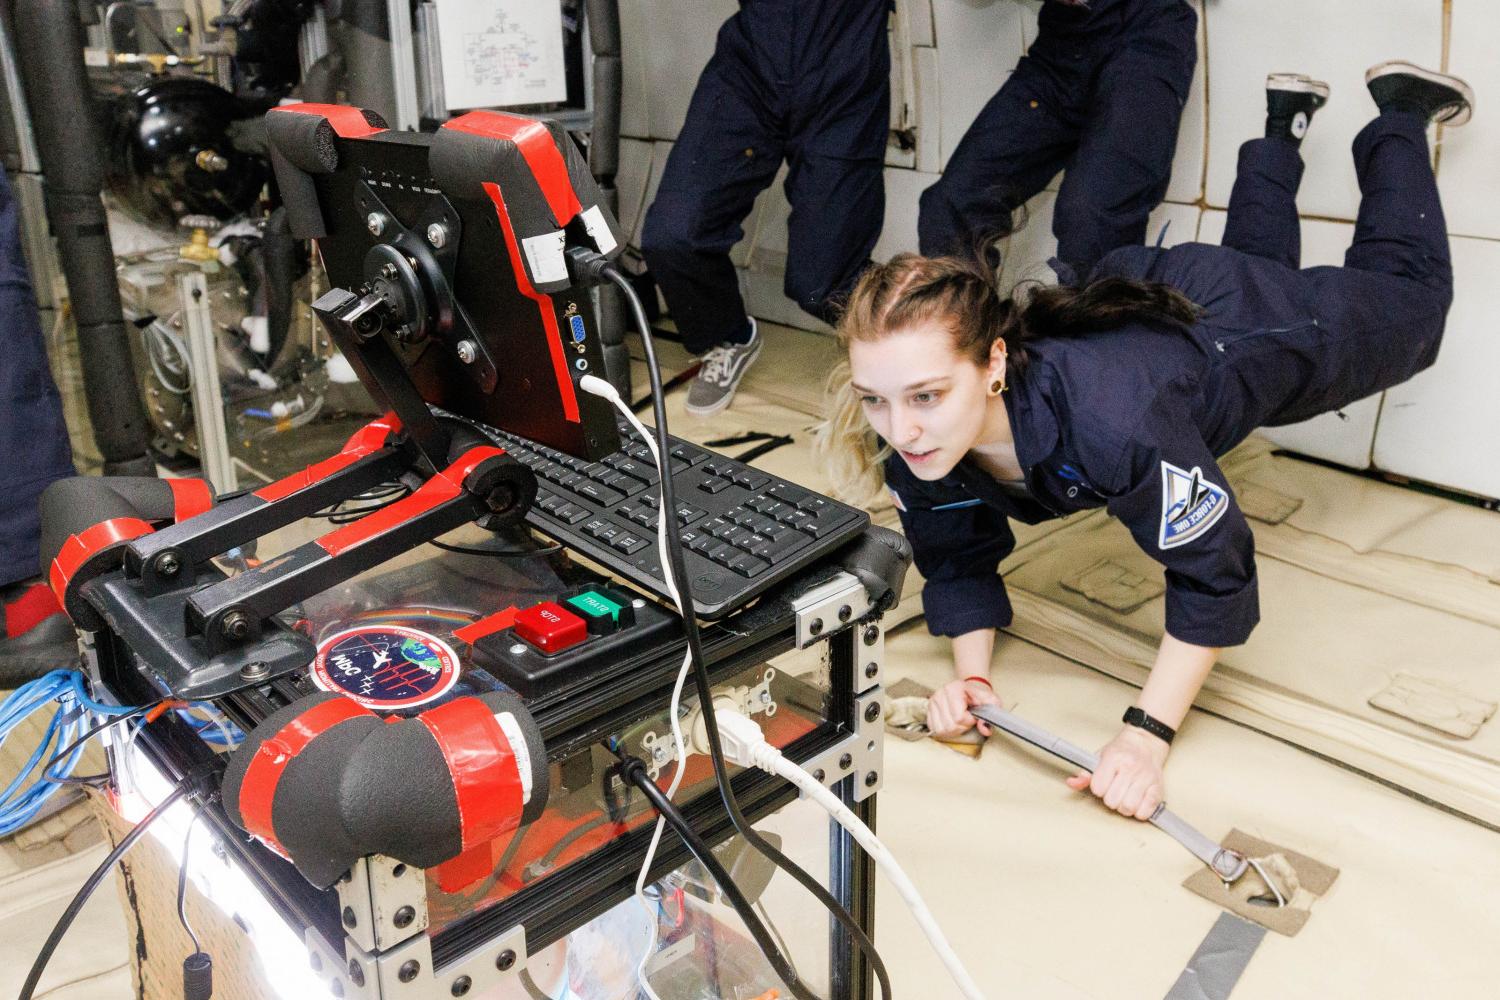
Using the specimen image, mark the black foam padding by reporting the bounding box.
[223,690,547,888]
[266,112,340,175]
[37,476,180,576]
[266,111,338,239]
[219,690,351,829]
[838,525,914,616]
[341,706,464,872]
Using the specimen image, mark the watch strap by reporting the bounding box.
[1122,706,1176,745]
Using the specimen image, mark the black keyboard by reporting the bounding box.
[492,422,870,619]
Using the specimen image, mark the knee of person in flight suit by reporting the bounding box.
[640,192,732,280]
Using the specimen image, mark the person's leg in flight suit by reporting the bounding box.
[1220,74,1331,268]
[641,0,889,417]
[780,5,889,327]
[0,165,74,657]
[640,14,783,413]
[1051,0,1197,278]
[919,0,1197,279]
[1301,63,1470,399]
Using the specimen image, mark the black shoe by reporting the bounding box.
[1265,73,1330,145]
[1365,61,1474,126]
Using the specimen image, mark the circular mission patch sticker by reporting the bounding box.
[311,625,461,710]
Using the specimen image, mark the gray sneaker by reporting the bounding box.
[684,319,762,417]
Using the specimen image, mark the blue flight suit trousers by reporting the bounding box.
[918,0,1198,278]
[640,0,890,354]
[0,167,74,586]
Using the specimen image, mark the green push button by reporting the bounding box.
[566,590,624,634]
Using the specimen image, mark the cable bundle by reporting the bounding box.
[0,670,138,835]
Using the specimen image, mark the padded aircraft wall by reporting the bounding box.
[611,0,1499,501]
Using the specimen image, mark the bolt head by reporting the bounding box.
[838,604,853,622]
[342,906,357,928]
[347,960,365,988]
[808,618,824,637]
[239,660,269,681]
[864,770,879,788]
[451,975,473,997]
[497,949,517,971]
[366,212,385,236]
[812,768,826,783]
[839,753,853,770]
[426,223,448,248]
[864,701,881,723]
[457,339,478,364]
[154,552,181,576]
[393,904,416,929]
[398,959,421,983]
[862,624,879,646]
[864,662,879,679]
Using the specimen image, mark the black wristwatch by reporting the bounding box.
[1122,706,1176,745]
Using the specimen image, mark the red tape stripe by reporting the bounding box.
[480,181,580,422]
[314,446,505,558]
[444,112,582,226]
[166,478,213,522]
[453,605,520,645]
[237,697,373,857]
[274,103,386,139]
[255,413,401,503]
[417,698,524,852]
[49,517,155,611]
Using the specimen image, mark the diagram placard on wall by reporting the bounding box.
[435,0,567,111]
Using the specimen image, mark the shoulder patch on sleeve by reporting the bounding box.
[1158,461,1229,549]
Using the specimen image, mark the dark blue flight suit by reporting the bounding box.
[0,166,74,587]
[641,0,890,353]
[918,0,1198,279]
[889,112,1450,648]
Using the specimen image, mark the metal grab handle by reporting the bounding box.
[970,704,1248,882]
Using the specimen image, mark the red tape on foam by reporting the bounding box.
[166,478,213,522]
[314,446,504,558]
[453,606,520,645]
[4,584,62,638]
[479,181,580,422]
[48,517,155,611]
[444,112,582,226]
[237,697,373,857]
[255,412,402,503]
[274,103,387,139]
[418,697,524,852]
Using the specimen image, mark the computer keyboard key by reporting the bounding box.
[574,481,624,506]
[728,553,769,577]
[612,533,649,554]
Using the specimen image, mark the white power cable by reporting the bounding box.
[579,374,694,1000]
[713,710,988,1000]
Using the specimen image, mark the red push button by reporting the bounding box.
[514,602,587,654]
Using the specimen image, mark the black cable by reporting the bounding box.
[43,701,162,778]
[178,814,201,953]
[428,538,564,559]
[20,779,194,1000]
[603,264,892,1000]
[624,759,808,998]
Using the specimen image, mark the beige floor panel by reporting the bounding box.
[0,838,131,998]
[876,628,1500,999]
[982,443,1500,825]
